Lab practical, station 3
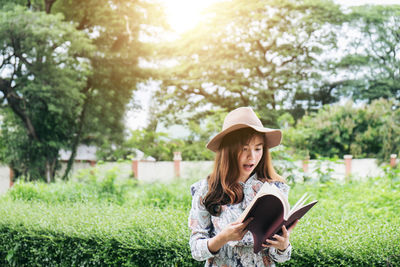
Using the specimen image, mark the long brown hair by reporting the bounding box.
[203,127,285,216]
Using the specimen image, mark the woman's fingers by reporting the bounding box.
[263,238,278,246]
[266,239,278,245]
[262,224,294,250]
[281,225,288,238]
[234,217,253,231]
[242,217,253,227]
[230,221,242,226]
[261,222,299,251]
[273,234,285,242]
[224,217,253,241]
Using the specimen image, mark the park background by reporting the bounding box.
[0,0,399,266]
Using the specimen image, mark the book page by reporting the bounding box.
[287,192,317,220]
[238,182,290,222]
[290,193,309,214]
[284,200,318,229]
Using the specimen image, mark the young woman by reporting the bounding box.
[188,107,298,266]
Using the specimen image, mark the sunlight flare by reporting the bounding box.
[161,0,220,33]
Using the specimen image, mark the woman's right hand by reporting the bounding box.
[207,217,253,253]
[221,217,254,242]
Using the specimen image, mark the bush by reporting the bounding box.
[0,202,196,266]
[8,168,137,205]
[283,177,400,266]
[0,170,399,266]
[284,99,400,162]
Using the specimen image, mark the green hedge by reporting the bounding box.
[0,201,198,266]
[0,172,399,266]
[283,177,400,266]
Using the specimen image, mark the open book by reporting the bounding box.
[237,182,317,253]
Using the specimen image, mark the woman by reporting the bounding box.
[188,107,297,266]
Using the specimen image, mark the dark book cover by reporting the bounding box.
[243,195,317,253]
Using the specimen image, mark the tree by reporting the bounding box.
[337,5,400,103]
[0,0,166,181]
[154,0,345,127]
[0,5,93,181]
[50,0,165,179]
[284,99,400,162]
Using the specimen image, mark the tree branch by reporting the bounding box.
[62,81,92,180]
[0,54,12,69]
[256,40,274,66]
[256,66,266,78]
[6,90,39,141]
[14,52,33,68]
[77,9,89,30]
[44,0,57,14]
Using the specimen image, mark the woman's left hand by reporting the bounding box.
[262,220,298,251]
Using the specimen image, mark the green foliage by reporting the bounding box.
[0,169,399,266]
[284,99,400,161]
[98,117,220,161]
[271,145,305,185]
[0,5,94,181]
[313,157,339,183]
[179,113,225,161]
[382,164,400,189]
[0,203,194,266]
[50,0,166,147]
[0,0,167,181]
[9,168,137,205]
[95,140,137,162]
[338,5,400,102]
[154,0,346,127]
[0,173,197,266]
[282,176,400,266]
[8,167,194,209]
[125,129,183,161]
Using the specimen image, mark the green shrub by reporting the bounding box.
[0,201,198,266]
[283,177,400,266]
[8,168,139,205]
[0,171,399,266]
[285,99,400,162]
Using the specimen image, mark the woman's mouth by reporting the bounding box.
[243,164,255,171]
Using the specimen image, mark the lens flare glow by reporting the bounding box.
[161,0,219,34]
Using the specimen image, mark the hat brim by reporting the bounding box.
[206,124,282,152]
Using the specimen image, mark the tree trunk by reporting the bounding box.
[44,156,58,183]
[50,158,57,182]
[44,0,57,14]
[3,85,39,141]
[61,94,90,180]
[45,160,51,183]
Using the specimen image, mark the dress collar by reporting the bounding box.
[239,173,257,186]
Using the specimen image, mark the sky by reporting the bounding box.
[125,0,400,131]
[335,0,400,5]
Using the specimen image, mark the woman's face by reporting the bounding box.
[237,134,264,182]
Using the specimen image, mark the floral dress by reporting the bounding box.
[188,174,292,267]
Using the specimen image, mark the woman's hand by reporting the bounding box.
[221,217,254,242]
[262,220,298,251]
[207,217,253,254]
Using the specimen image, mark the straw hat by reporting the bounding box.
[206,107,282,152]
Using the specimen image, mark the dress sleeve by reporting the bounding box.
[267,244,292,263]
[188,180,217,261]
